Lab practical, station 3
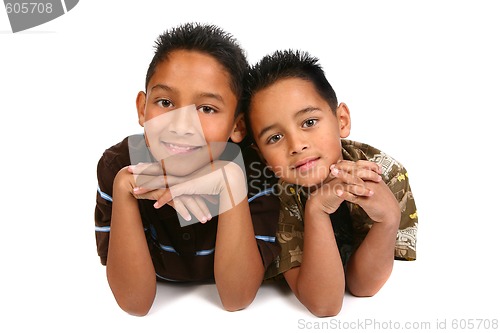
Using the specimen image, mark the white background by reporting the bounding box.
[1,1,499,332]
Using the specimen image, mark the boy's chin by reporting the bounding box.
[286,176,327,189]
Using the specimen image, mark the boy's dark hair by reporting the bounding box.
[145,22,249,115]
[242,50,338,140]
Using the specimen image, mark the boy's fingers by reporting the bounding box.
[195,196,212,221]
[170,198,191,221]
[166,195,213,223]
[128,162,163,176]
[202,194,218,205]
[132,188,165,200]
[356,169,382,182]
[333,169,365,187]
[331,164,381,183]
[133,175,169,193]
[154,188,174,209]
[335,187,369,205]
[180,196,212,223]
[334,184,373,198]
[334,160,381,174]
[344,184,374,197]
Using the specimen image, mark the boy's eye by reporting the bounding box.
[302,118,318,128]
[266,133,283,144]
[198,105,216,114]
[156,99,173,108]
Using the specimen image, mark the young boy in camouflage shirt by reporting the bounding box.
[242,50,418,317]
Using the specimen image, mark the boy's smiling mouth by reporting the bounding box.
[292,156,320,172]
[162,141,203,154]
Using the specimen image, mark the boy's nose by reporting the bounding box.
[288,135,309,155]
[167,107,197,136]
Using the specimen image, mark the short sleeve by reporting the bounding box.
[94,155,114,265]
[263,184,304,280]
[94,137,132,265]
[241,143,282,271]
[342,140,418,260]
[248,190,281,271]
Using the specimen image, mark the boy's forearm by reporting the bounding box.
[290,206,345,317]
[106,168,157,316]
[345,217,399,297]
[214,200,264,311]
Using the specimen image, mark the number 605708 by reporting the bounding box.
[5,2,53,14]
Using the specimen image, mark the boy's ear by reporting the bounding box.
[229,113,247,143]
[136,91,147,127]
[337,102,351,138]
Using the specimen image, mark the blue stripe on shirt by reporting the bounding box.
[255,235,276,242]
[97,185,113,202]
[248,188,274,203]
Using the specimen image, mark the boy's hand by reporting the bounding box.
[351,179,400,225]
[330,160,381,201]
[307,160,381,215]
[333,160,400,225]
[128,161,247,220]
[127,162,213,222]
[127,162,187,190]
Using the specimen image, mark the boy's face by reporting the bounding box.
[136,50,244,176]
[249,78,351,187]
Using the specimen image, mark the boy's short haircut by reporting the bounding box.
[242,50,338,139]
[145,22,249,116]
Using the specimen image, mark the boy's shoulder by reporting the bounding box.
[341,139,407,181]
[98,134,146,171]
[341,139,385,161]
[341,140,418,261]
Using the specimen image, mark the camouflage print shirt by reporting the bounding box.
[264,139,418,280]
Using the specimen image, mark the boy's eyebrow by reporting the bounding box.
[256,106,320,140]
[199,92,225,105]
[150,83,175,93]
[295,106,321,117]
[257,123,278,141]
[150,84,225,104]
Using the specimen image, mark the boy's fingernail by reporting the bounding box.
[330,167,339,175]
[336,189,344,196]
[133,187,140,193]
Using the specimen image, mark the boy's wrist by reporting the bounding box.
[305,198,335,218]
[374,210,401,231]
[217,163,247,213]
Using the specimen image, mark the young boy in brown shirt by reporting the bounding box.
[94,23,280,316]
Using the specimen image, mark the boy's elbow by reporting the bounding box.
[350,290,377,298]
[348,284,383,298]
[111,287,155,316]
[306,299,343,318]
[346,274,388,298]
[117,299,153,317]
[220,290,257,312]
[222,302,249,312]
